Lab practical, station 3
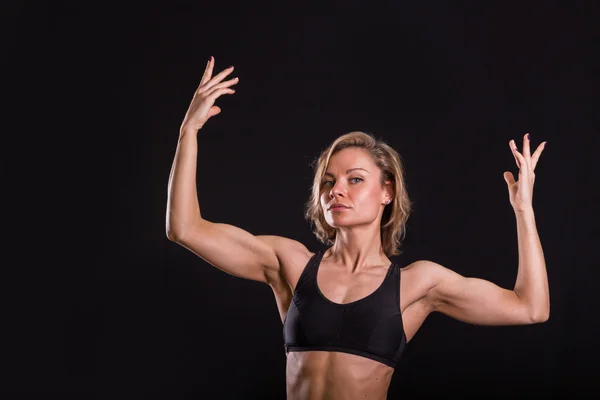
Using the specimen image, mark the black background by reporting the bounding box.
[5,1,600,398]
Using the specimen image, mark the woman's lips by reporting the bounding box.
[330,206,350,211]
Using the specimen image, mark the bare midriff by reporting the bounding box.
[286,350,394,400]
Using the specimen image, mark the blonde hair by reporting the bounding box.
[304,131,413,257]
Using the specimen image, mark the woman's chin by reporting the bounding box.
[325,216,355,228]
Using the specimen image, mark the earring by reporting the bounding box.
[384,200,390,204]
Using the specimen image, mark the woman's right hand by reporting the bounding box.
[180,57,238,131]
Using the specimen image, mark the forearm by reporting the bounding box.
[512,207,550,322]
[166,127,203,239]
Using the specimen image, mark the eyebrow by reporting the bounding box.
[324,168,370,177]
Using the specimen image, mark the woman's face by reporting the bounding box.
[319,147,391,229]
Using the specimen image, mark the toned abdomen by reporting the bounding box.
[286,351,394,400]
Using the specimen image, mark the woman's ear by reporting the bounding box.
[382,180,394,204]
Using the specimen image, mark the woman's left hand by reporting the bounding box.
[503,133,547,212]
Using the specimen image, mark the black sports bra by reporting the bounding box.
[283,249,407,368]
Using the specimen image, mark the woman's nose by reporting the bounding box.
[329,183,345,198]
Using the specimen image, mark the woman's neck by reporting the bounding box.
[327,227,388,273]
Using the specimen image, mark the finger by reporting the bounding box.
[522,133,532,169]
[205,77,239,96]
[530,141,546,170]
[199,65,235,93]
[512,145,527,174]
[503,171,515,186]
[207,105,222,119]
[199,56,215,87]
[510,140,521,169]
[207,87,236,100]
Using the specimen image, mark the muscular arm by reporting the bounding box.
[424,208,549,325]
[165,128,204,238]
[165,126,279,283]
[164,59,312,288]
[166,125,310,286]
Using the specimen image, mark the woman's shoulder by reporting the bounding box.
[256,235,320,292]
[398,259,456,295]
[256,235,313,260]
[256,235,317,273]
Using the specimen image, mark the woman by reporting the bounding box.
[166,57,549,399]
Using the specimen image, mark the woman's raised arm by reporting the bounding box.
[166,57,305,286]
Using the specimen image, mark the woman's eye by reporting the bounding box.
[323,178,362,186]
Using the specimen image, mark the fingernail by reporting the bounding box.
[526,133,530,140]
